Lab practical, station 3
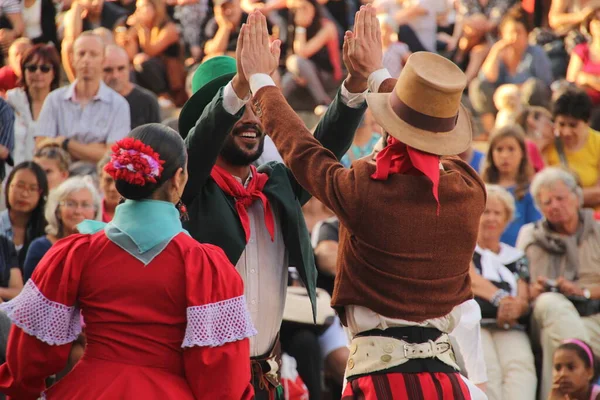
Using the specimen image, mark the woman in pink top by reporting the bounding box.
[567,8,600,105]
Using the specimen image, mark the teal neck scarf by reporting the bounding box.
[78,199,187,265]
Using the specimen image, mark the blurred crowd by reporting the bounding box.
[1,0,600,398]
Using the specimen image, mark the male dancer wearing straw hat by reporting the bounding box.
[239,6,488,399]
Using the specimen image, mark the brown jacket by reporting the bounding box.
[252,79,486,324]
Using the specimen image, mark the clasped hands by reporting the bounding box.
[233,4,385,97]
[496,295,528,329]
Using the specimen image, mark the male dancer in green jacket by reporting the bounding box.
[178,33,370,398]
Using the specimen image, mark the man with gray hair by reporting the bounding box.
[516,167,600,400]
[35,32,130,164]
[103,44,160,129]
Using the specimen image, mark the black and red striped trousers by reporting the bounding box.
[342,372,472,400]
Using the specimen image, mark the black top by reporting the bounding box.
[125,85,161,129]
[311,216,339,296]
[83,1,128,31]
[22,236,52,283]
[203,13,248,54]
[472,251,530,282]
[0,235,18,292]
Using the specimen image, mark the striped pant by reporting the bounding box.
[342,372,472,400]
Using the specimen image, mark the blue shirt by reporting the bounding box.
[482,45,554,87]
[341,133,381,168]
[501,186,542,246]
[0,98,14,154]
[469,149,485,174]
[0,210,13,242]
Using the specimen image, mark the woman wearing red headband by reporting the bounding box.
[0,124,255,400]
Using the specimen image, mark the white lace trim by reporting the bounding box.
[182,295,257,348]
[0,280,82,346]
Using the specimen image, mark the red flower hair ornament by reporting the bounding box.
[104,138,165,186]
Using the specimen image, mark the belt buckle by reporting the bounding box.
[403,341,436,359]
[403,343,412,359]
[437,341,451,354]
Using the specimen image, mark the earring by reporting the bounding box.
[176,199,189,221]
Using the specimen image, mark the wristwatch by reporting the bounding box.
[61,138,71,151]
[583,288,591,300]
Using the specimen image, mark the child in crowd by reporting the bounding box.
[493,84,522,129]
[551,339,600,400]
[32,144,70,191]
[482,125,541,246]
[516,106,553,171]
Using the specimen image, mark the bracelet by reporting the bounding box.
[62,138,70,151]
[491,289,510,307]
[295,27,307,34]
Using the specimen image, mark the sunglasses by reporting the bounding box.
[25,64,52,73]
[103,66,128,73]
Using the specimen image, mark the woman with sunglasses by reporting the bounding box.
[0,162,48,268]
[33,144,71,190]
[5,44,60,168]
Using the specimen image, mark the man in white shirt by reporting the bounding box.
[35,32,130,163]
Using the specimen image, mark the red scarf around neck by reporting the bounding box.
[371,136,441,215]
[210,164,275,242]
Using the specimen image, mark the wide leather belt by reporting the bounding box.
[345,334,460,379]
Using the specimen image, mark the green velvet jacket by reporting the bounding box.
[182,87,366,320]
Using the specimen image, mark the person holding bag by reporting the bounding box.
[470,184,536,400]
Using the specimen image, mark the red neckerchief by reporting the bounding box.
[371,136,441,215]
[210,164,275,242]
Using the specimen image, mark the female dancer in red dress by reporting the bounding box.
[0,123,256,400]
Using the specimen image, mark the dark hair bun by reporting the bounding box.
[109,124,186,201]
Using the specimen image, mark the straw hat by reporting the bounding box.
[366,52,472,156]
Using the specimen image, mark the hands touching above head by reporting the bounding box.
[234,11,281,87]
[343,4,384,93]
[234,4,386,95]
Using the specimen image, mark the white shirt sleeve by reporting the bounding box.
[449,299,488,385]
[249,74,277,95]
[339,82,367,109]
[368,69,393,93]
[222,81,250,115]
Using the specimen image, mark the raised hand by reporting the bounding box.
[346,4,383,81]
[342,31,367,93]
[232,23,250,99]
[240,11,281,81]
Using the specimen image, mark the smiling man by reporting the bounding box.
[178,30,368,398]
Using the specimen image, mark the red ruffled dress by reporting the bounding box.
[0,231,256,399]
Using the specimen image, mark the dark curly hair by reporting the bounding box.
[552,87,592,122]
